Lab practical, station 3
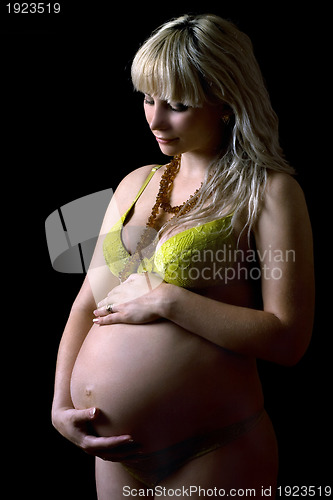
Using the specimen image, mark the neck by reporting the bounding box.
[178,151,217,179]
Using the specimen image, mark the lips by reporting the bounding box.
[155,136,178,144]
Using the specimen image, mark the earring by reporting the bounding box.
[222,114,231,125]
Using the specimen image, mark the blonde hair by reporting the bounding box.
[131,14,294,240]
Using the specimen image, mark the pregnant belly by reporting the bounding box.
[70,321,260,451]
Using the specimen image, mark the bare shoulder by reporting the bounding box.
[98,164,160,233]
[117,164,160,193]
[262,171,308,218]
[114,164,160,213]
[256,170,312,243]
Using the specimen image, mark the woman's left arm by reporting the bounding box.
[95,173,315,366]
[163,173,315,366]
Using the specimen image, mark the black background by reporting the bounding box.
[2,1,330,498]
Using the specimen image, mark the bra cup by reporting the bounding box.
[102,166,236,288]
[103,217,130,278]
[154,219,235,288]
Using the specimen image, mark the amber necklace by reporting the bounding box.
[119,155,202,282]
[152,154,202,216]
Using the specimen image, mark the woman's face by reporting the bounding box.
[143,94,225,158]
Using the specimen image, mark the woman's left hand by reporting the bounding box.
[93,273,166,326]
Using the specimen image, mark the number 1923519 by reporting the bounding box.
[277,485,332,497]
[6,3,61,14]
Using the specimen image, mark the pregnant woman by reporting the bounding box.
[52,14,314,498]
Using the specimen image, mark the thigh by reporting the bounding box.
[158,412,278,499]
[95,458,154,500]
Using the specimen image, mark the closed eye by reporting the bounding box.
[144,93,154,105]
[169,103,189,112]
[143,94,188,112]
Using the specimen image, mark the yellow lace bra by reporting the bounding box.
[103,166,234,289]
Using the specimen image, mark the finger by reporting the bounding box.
[93,311,124,326]
[93,303,117,318]
[82,434,134,456]
[96,296,116,309]
[72,407,99,424]
[90,441,142,462]
[93,306,108,318]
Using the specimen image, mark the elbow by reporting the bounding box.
[272,345,306,367]
[279,348,306,367]
[274,324,313,367]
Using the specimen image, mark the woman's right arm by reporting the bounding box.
[51,275,97,426]
[51,190,130,456]
[51,275,137,459]
[51,175,123,435]
[51,165,157,458]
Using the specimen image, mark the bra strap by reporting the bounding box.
[132,165,162,205]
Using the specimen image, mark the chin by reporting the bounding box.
[159,145,184,156]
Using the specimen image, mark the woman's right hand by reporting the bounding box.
[51,406,140,461]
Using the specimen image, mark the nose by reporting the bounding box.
[148,102,170,132]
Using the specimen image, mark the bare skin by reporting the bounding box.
[52,97,314,498]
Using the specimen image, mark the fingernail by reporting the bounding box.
[89,408,96,418]
[92,318,99,323]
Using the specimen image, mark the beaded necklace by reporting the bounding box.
[118,155,202,282]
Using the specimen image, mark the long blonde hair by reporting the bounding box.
[131,14,294,239]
